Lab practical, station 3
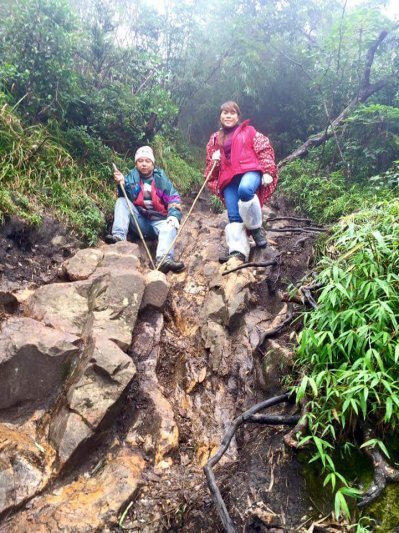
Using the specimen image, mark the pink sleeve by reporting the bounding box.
[204,134,221,196]
[253,132,279,201]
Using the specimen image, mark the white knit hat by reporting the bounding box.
[134,146,155,163]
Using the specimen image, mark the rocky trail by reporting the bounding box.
[0,195,325,532]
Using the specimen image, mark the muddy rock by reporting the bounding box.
[50,336,136,465]
[129,311,179,466]
[201,320,230,374]
[0,424,51,515]
[1,448,145,533]
[0,317,81,412]
[262,339,293,395]
[201,290,228,324]
[221,264,255,326]
[244,307,274,349]
[62,248,104,281]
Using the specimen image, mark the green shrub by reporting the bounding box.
[210,195,224,213]
[152,135,202,194]
[280,159,395,223]
[292,198,399,518]
[0,98,114,241]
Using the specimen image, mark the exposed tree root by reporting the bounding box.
[358,429,399,508]
[267,216,313,224]
[283,399,309,449]
[248,414,300,425]
[269,227,327,234]
[299,287,318,309]
[204,393,298,533]
[222,261,278,276]
[260,305,295,344]
[302,281,324,291]
[281,281,324,307]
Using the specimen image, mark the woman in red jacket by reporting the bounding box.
[205,101,278,262]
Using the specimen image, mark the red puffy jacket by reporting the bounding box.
[204,120,278,206]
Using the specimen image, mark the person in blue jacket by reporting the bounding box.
[105,146,185,273]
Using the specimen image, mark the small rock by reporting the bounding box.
[51,235,67,247]
[62,248,103,281]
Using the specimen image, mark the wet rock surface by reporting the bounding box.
[0,199,320,531]
[0,317,81,413]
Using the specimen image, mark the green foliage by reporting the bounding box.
[0,190,17,224]
[320,105,399,182]
[210,195,224,214]
[0,0,78,121]
[152,135,202,194]
[369,161,399,190]
[292,198,399,518]
[0,98,114,242]
[280,159,395,223]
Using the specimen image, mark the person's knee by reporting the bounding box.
[115,197,125,208]
[238,184,255,202]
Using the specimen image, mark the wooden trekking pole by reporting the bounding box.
[112,163,156,269]
[156,159,218,272]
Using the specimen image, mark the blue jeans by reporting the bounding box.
[223,172,261,223]
[112,197,176,260]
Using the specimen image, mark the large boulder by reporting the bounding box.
[91,269,145,350]
[23,281,91,336]
[24,268,145,350]
[66,336,136,428]
[49,336,136,465]
[0,317,81,412]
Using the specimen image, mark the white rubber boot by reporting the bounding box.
[238,195,262,230]
[225,222,250,261]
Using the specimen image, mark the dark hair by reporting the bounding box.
[218,101,241,145]
[220,101,241,116]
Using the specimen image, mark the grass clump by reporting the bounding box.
[292,198,399,519]
[0,99,117,243]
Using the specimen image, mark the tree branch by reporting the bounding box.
[268,227,327,233]
[279,27,398,168]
